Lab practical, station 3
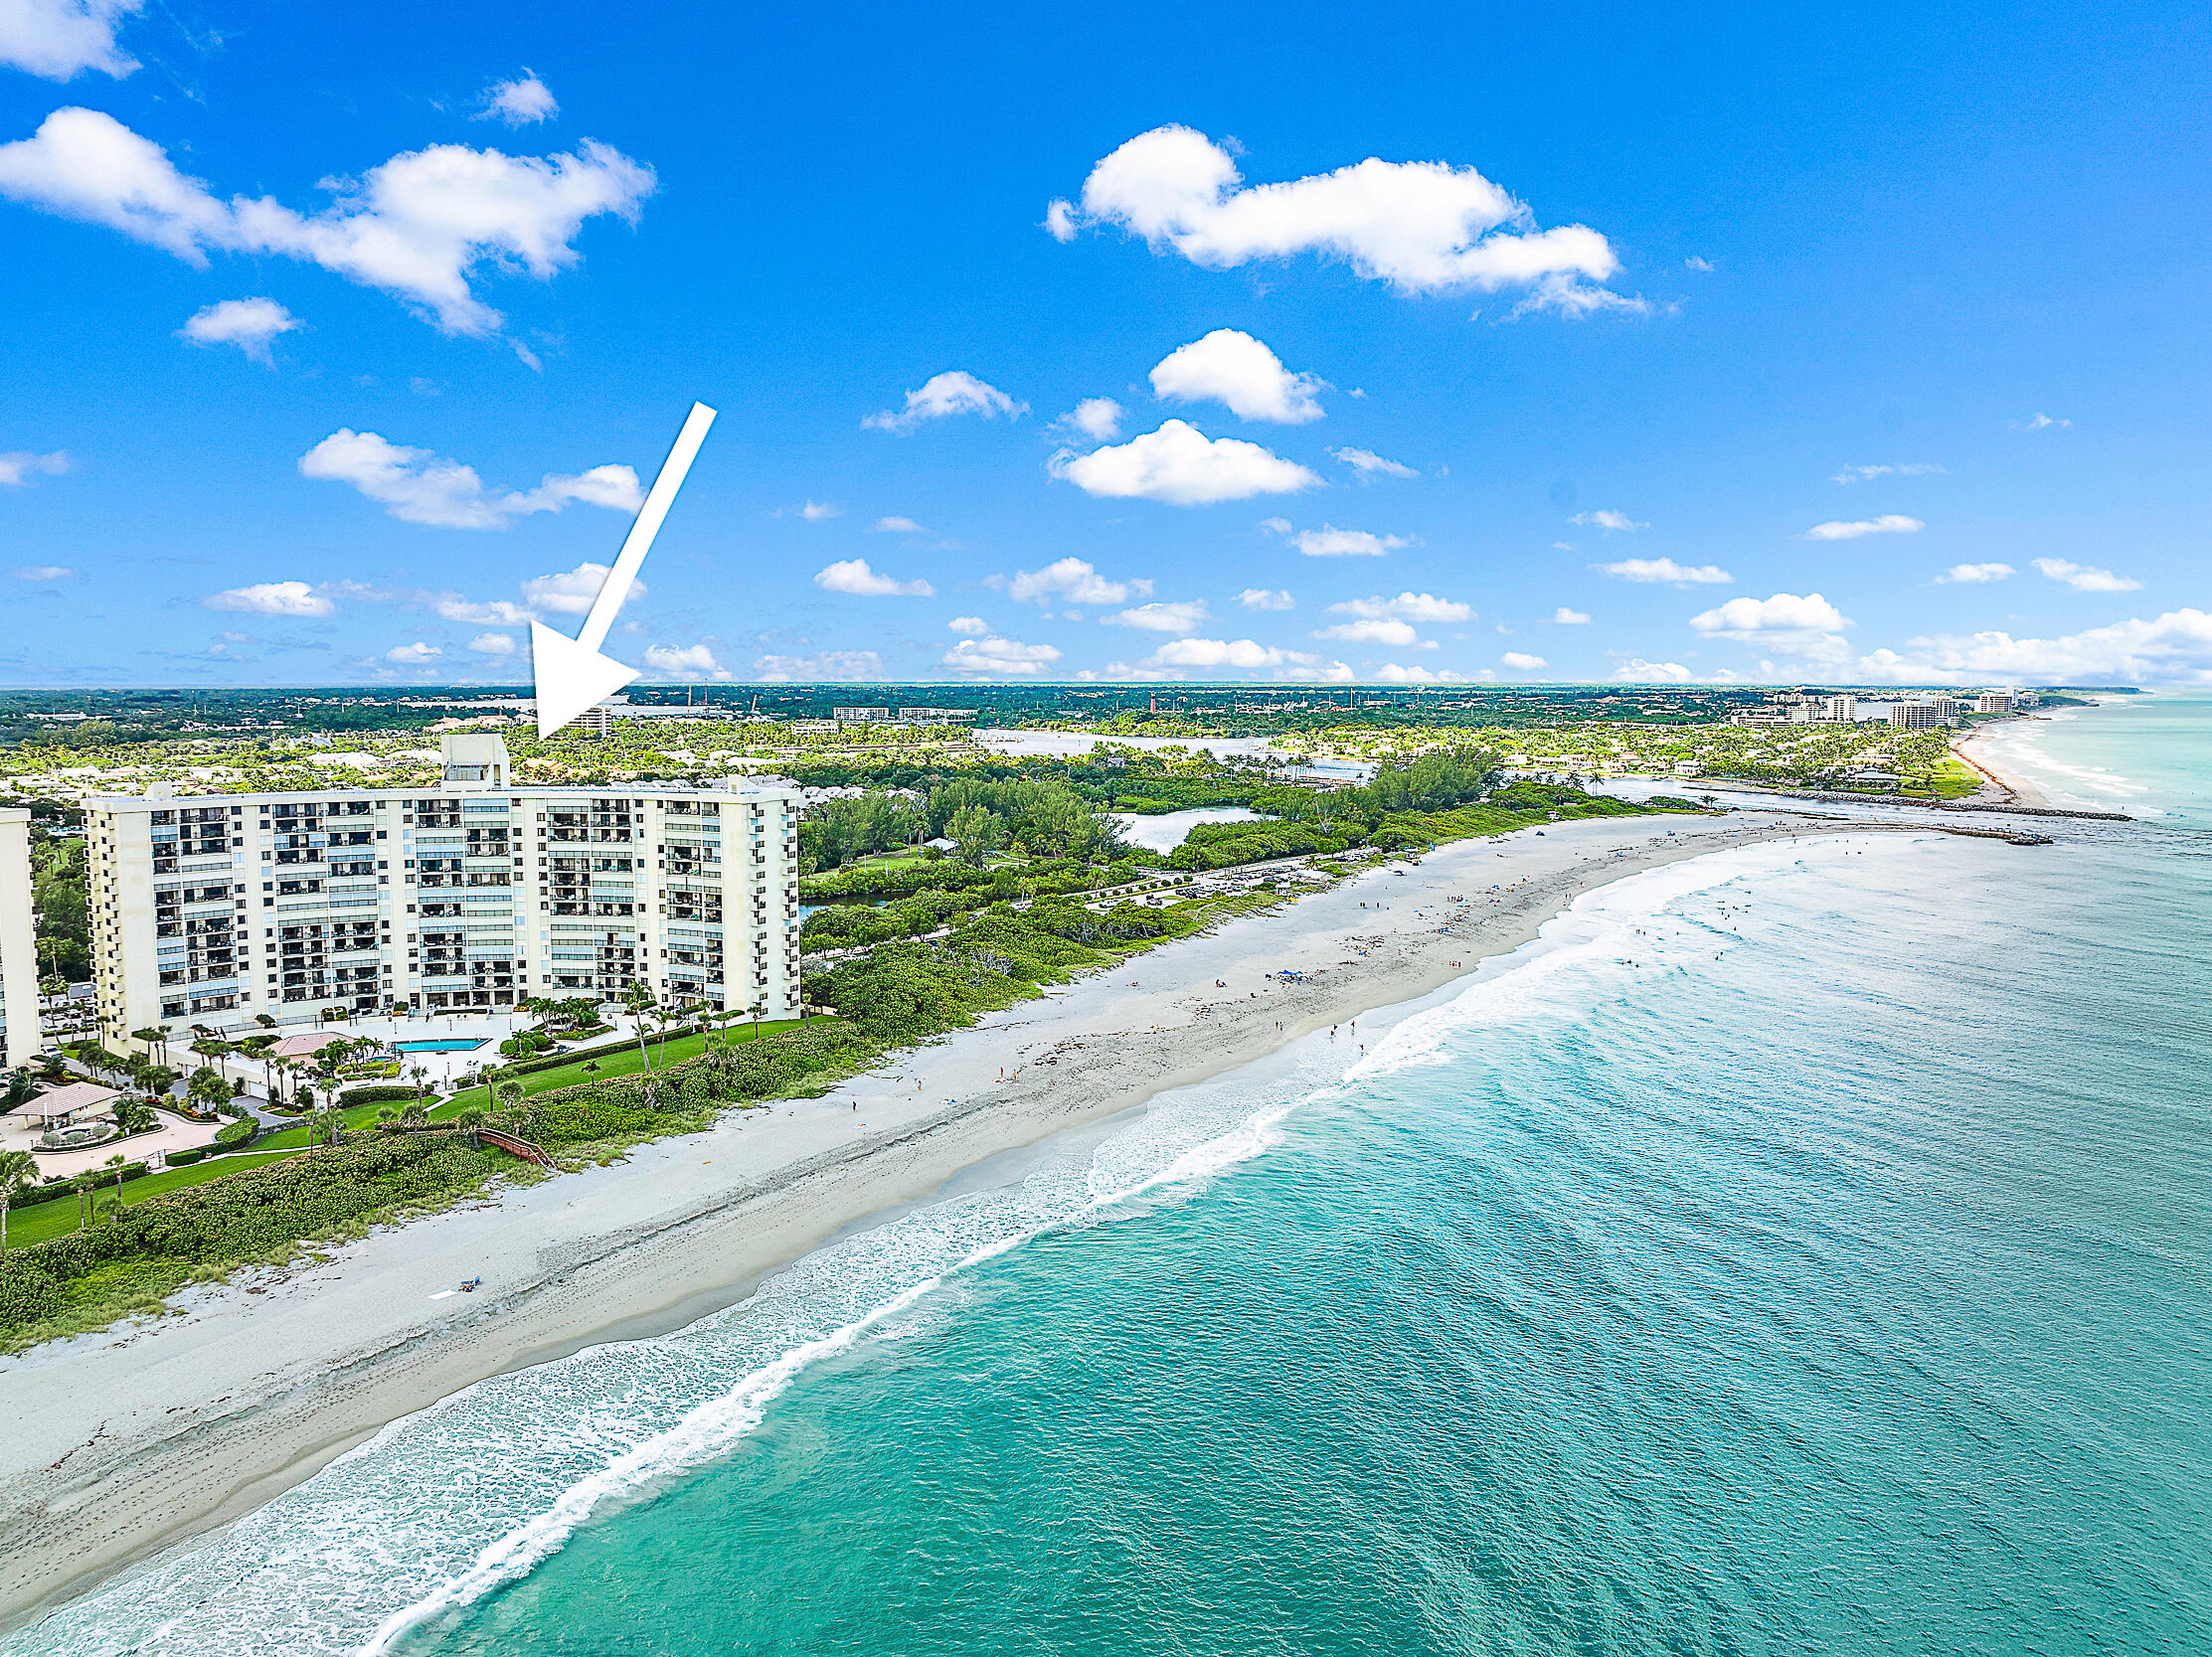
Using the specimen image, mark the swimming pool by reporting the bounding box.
[392,1038,490,1053]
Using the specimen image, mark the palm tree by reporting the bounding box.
[3,1069,37,1112]
[408,1064,430,1106]
[493,1079,526,1119]
[308,1105,344,1149]
[399,1099,428,1131]
[0,1148,37,1251]
[131,1026,169,1066]
[622,981,658,1072]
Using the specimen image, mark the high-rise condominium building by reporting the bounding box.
[1888,701,1947,729]
[84,735,801,1041]
[0,809,39,1069]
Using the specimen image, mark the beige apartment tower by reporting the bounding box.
[85,735,802,1040]
[0,809,40,1069]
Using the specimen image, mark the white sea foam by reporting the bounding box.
[1347,835,1909,1085]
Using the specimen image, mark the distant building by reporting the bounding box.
[1975,691,2014,715]
[0,809,38,1068]
[833,707,893,723]
[1889,701,1947,729]
[897,708,978,725]
[1822,694,1858,722]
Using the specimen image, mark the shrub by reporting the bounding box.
[166,1148,206,1166]
[334,1083,434,1105]
[206,1118,258,1154]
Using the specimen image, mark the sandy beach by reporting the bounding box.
[1954,720,2053,806]
[0,809,1905,1632]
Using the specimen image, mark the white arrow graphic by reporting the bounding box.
[530,401,718,739]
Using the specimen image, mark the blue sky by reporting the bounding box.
[2,0,2209,687]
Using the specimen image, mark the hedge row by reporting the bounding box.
[333,1083,436,1105]
[8,1161,152,1211]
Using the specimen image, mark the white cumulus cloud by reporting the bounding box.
[1106,599,1210,634]
[1858,611,2212,684]
[1691,591,1853,663]
[298,429,641,529]
[2033,557,2141,592]
[1001,557,1149,606]
[1611,657,1697,682]
[2016,413,2071,431]
[1833,462,1944,484]
[1571,508,1645,533]
[466,632,515,655]
[945,615,990,635]
[1313,617,1424,647]
[1140,636,1338,674]
[1597,558,1732,585]
[1551,606,1591,623]
[813,558,934,597]
[0,449,69,487]
[1373,663,1473,684]
[1328,591,1470,622]
[1050,418,1320,506]
[1052,398,1124,440]
[754,649,885,681]
[1500,652,1548,670]
[1937,563,2014,583]
[863,370,1025,432]
[1237,587,1294,610]
[644,642,732,680]
[0,0,140,81]
[798,500,840,521]
[1050,124,1630,313]
[520,562,643,616]
[385,641,441,665]
[0,108,654,340]
[944,636,1062,675]
[871,515,926,534]
[478,70,557,127]
[1267,521,1413,557]
[11,564,74,580]
[204,580,334,617]
[1801,514,1924,541]
[1330,445,1418,480]
[178,297,301,365]
[1149,329,1323,423]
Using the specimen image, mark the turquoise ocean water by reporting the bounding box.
[13,696,2211,1656]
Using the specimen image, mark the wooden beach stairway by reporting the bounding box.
[476,1126,556,1170]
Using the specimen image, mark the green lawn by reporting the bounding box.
[1897,755,1984,800]
[434,1016,821,1114]
[849,846,929,868]
[3,1150,299,1250]
[254,1093,438,1151]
